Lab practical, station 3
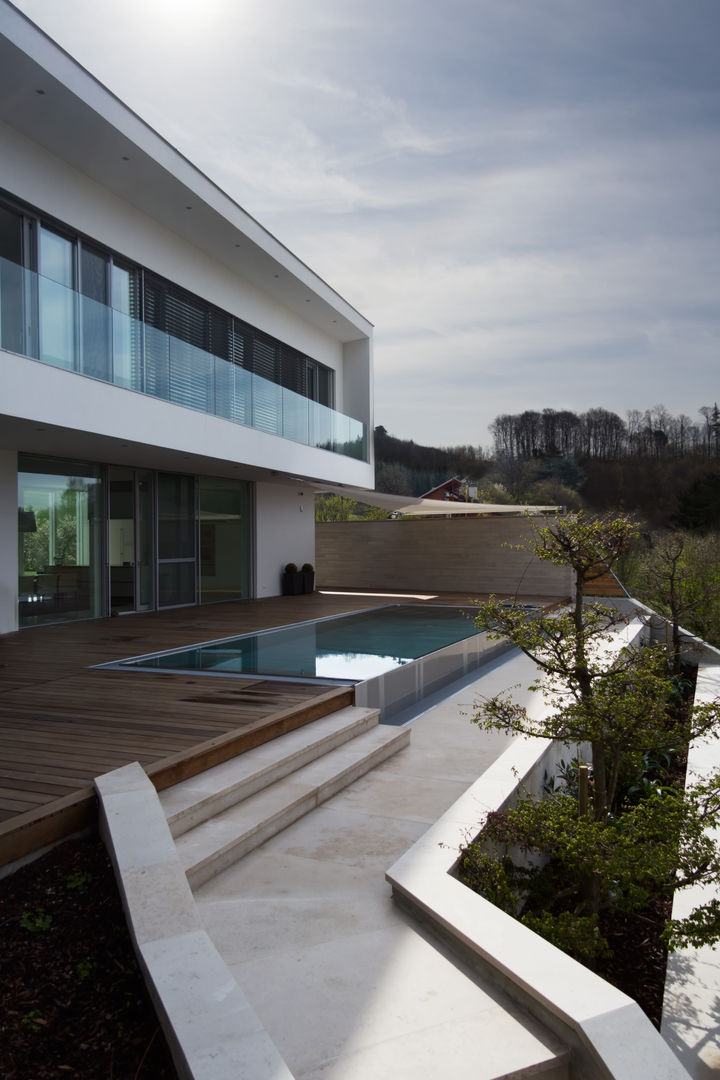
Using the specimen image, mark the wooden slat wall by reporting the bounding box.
[317,518,574,598]
[583,564,627,597]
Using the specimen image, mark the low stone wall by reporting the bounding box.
[95,763,293,1080]
[316,516,573,597]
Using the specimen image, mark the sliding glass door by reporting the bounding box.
[18,456,103,627]
[157,473,196,607]
[19,458,252,626]
[108,467,154,613]
[199,477,251,602]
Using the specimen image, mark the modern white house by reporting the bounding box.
[0,0,374,636]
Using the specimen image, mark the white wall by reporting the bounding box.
[0,450,18,634]
[342,338,374,431]
[255,482,315,598]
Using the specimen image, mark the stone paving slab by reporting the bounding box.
[194,652,570,1079]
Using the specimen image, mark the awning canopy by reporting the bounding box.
[311,484,562,516]
[392,498,562,516]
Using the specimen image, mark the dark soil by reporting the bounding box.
[0,834,179,1080]
[596,895,672,1028]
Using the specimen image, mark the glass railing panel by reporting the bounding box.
[213,356,233,421]
[333,412,351,456]
[80,293,112,382]
[39,274,76,370]
[0,258,36,356]
[282,385,310,445]
[309,400,335,453]
[169,336,213,413]
[111,307,141,390]
[231,364,252,426]
[0,255,368,461]
[144,322,170,401]
[251,373,282,436]
[214,357,252,425]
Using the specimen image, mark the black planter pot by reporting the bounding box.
[302,571,315,594]
[281,572,304,596]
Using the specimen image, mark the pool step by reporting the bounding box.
[164,708,410,888]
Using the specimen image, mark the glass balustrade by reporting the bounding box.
[0,256,368,461]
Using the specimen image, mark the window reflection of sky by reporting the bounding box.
[315,652,408,680]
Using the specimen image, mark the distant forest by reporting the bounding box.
[489,405,720,461]
[372,404,720,530]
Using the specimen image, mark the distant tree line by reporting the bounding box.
[373,425,490,496]
[490,404,720,461]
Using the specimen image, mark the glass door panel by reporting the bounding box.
[18,455,102,627]
[108,467,154,613]
[108,467,136,613]
[199,477,251,603]
[137,472,153,610]
[157,473,196,607]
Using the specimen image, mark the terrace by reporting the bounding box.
[0,588,517,869]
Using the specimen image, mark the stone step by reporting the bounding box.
[175,722,410,888]
[160,705,381,838]
[490,1055,570,1080]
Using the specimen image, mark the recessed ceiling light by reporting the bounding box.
[305,298,311,303]
[121,155,129,161]
[35,89,45,96]
[185,205,192,210]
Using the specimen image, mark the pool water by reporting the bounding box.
[114,604,484,683]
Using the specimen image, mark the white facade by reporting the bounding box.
[0,1,374,634]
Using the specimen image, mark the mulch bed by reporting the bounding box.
[0,834,178,1080]
[596,895,672,1029]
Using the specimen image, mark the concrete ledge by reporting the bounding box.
[661,645,720,1077]
[386,616,691,1080]
[95,762,293,1080]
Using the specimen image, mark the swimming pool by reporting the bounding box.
[103,603,528,721]
[109,605,483,681]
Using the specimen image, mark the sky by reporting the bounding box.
[12,0,720,450]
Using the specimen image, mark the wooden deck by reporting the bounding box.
[0,590,503,867]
